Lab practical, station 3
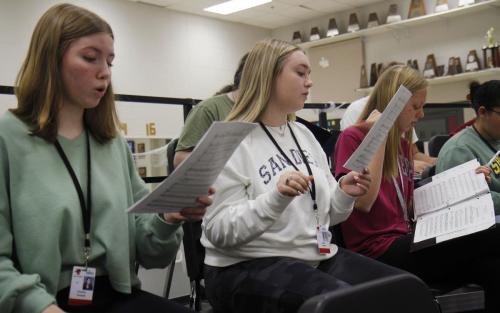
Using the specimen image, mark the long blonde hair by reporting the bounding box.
[226,39,302,122]
[359,65,428,177]
[12,3,118,143]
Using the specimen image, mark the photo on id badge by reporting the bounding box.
[83,276,94,291]
[69,266,96,304]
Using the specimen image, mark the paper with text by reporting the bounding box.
[413,159,488,217]
[412,159,495,244]
[343,85,412,172]
[413,193,495,243]
[128,122,257,213]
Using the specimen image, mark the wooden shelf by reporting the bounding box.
[298,0,500,49]
[355,68,500,93]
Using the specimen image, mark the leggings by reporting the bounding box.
[204,248,405,313]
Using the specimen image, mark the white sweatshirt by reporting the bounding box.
[201,122,355,267]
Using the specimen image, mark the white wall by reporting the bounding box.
[272,0,500,119]
[0,0,270,137]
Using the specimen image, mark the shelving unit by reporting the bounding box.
[298,0,500,50]
[355,67,500,93]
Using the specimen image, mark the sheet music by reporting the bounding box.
[413,193,495,243]
[413,159,488,217]
[128,122,257,213]
[343,85,412,172]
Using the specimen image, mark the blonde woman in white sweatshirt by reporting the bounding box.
[201,39,407,313]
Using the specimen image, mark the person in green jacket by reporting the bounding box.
[436,80,500,214]
[0,4,211,313]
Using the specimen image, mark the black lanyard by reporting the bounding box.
[54,130,92,267]
[472,125,497,154]
[259,122,317,212]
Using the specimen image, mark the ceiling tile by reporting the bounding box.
[278,5,322,20]
[167,2,205,12]
[125,0,386,29]
[336,0,381,8]
[300,0,352,12]
[275,0,310,5]
[135,0,183,7]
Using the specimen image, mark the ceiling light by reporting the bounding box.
[204,0,272,15]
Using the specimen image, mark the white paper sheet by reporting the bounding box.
[413,159,488,216]
[128,121,257,213]
[413,193,495,243]
[343,85,412,172]
[412,159,495,244]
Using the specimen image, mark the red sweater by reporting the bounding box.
[334,126,413,258]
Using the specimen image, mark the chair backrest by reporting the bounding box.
[182,221,205,283]
[330,223,345,248]
[298,273,440,313]
[166,138,179,175]
[415,165,435,189]
[323,129,342,173]
[428,134,451,157]
[295,117,332,150]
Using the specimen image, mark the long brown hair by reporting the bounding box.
[12,3,118,143]
[226,39,301,122]
[359,65,428,177]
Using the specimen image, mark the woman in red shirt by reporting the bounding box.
[334,65,500,312]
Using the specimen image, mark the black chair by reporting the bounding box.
[138,139,206,305]
[154,138,178,300]
[298,272,440,313]
[428,134,451,157]
[414,165,435,188]
[181,220,206,311]
[296,117,332,150]
[324,129,342,171]
[167,138,210,311]
[166,138,179,175]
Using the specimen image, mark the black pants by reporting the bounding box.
[378,226,500,312]
[204,248,405,313]
[56,276,192,313]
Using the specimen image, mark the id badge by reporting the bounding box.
[489,155,500,176]
[316,225,332,255]
[68,266,96,305]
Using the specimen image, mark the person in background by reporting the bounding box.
[201,38,407,313]
[173,53,248,168]
[437,80,500,213]
[0,4,211,313]
[340,63,436,174]
[335,66,500,312]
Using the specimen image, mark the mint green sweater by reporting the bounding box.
[0,112,183,313]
